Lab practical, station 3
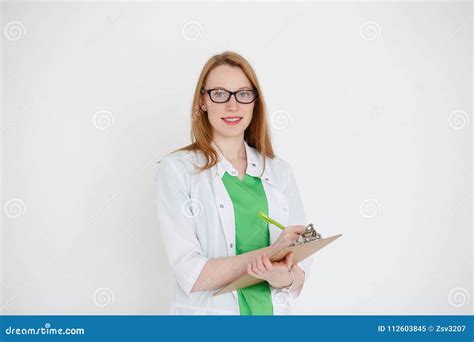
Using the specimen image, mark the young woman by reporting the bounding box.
[155,51,313,315]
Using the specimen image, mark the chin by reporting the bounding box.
[214,128,246,138]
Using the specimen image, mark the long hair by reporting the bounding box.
[176,51,275,173]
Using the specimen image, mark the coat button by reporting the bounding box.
[229,243,233,248]
[219,204,224,208]
[251,163,256,167]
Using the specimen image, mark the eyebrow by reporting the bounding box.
[212,86,252,90]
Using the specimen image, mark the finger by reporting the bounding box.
[251,259,261,275]
[256,254,266,273]
[252,256,259,271]
[262,254,273,271]
[289,230,303,239]
[248,263,258,276]
[253,263,263,277]
[283,230,300,241]
[285,252,294,268]
[247,263,259,278]
[247,263,252,275]
[288,225,305,234]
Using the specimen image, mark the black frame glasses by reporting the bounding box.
[200,88,258,104]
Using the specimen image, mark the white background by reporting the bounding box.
[1,1,472,315]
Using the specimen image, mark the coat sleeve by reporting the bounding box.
[284,163,314,300]
[155,157,209,297]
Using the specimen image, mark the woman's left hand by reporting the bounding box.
[247,251,294,288]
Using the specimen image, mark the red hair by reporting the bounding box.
[176,51,274,172]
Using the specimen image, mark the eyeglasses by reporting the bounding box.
[200,88,258,104]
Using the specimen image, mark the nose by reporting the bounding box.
[225,94,239,111]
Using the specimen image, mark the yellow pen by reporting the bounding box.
[258,211,286,230]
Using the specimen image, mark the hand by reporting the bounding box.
[247,251,295,288]
[269,225,305,254]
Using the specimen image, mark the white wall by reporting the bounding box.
[1,1,472,315]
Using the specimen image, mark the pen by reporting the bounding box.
[258,211,286,230]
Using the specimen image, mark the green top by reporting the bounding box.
[221,171,273,316]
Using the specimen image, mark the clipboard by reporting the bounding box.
[213,224,342,296]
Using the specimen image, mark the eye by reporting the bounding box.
[239,91,251,98]
[213,90,226,97]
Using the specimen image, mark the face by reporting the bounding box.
[200,65,255,140]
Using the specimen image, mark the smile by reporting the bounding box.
[221,116,243,126]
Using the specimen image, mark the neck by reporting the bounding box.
[212,134,246,162]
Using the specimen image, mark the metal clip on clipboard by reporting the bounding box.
[258,211,323,245]
[294,223,322,246]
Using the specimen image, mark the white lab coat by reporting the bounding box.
[155,140,313,315]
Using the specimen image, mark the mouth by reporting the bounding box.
[221,116,243,126]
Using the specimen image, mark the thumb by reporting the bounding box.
[285,252,294,269]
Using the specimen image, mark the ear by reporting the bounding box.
[199,88,206,104]
[199,94,207,109]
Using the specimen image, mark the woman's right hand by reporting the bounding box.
[269,225,306,254]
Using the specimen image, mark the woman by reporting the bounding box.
[155,51,313,315]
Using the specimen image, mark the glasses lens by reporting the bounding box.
[236,90,256,103]
[210,89,230,103]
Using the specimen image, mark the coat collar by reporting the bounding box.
[210,140,269,181]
